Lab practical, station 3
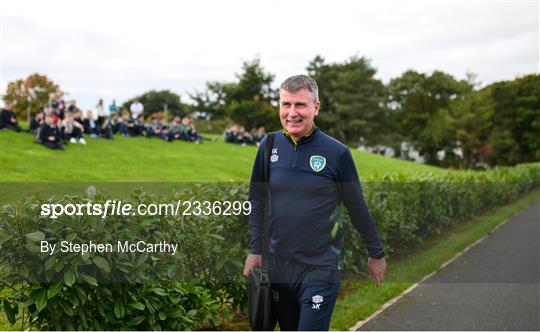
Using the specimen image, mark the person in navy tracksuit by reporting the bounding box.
[243,75,386,331]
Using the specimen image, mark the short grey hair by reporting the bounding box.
[280,75,319,102]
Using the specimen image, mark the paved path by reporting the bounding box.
[359,200,540,331]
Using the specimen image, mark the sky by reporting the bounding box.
[1,0,538,111]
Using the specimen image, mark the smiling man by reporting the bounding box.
[243,75,386,330]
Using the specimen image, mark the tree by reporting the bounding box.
[225,57,276,102]
[3,73,63,117]
[307,55,388,146]
[188,57,279,130]
[451,88,494,168]
[486,74,540,165]
[509,75,540,162]
[122,90,185,118]
[388,70,471,165]
[223,57,279,130]
[189,81,227,119]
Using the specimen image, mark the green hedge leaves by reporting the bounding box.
[1,164,539,329]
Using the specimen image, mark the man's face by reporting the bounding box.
[279,89,320,139]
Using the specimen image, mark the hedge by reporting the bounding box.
[1,164,539,329]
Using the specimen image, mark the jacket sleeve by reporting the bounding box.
[247,137,267,255]
[336,148,385,259]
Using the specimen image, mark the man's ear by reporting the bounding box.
[314,101,321,116]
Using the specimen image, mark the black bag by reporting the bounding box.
[248,132,277,331]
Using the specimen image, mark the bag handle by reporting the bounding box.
[262,132,276,261]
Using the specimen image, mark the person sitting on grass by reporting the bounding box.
[73,109,85,131]
[252,126,266,146]
[131,115,145,137]
[159,119,170,141]
[56,99,66,121]
[180,116,202,143]
[235,125,249,146]
[110,111,122,134]
[39,113,63,150]
[145,116,161,138]
[119,110,135,136]
[113,111,128,136]
[42,104,56,124]
[61,112,86,144]
[0,101,23,132]
[100,115,114,139]
[30,111,44,134]
[168,116,184,141]
[224,124,237,143]
[83,110,100,137]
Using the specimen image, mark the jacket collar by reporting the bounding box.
[282,125,319,145]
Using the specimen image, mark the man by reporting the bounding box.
[0,101,22,132]
[130,99,144,120]
[39,113,64,150]
[95,98,109,127]
[67,100,78,113]
[243,75,386,331]
[60,112,86,144]
[109,99,119,114]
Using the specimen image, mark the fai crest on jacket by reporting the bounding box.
[270,148,279,163]
[309,155,326,172]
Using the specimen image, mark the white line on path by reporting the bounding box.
[349,210,521,331]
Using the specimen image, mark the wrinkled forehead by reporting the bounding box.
[279,88,314,102]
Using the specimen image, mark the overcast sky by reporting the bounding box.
[1,0,538,110]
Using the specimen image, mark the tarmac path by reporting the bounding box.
[359,199,540,330]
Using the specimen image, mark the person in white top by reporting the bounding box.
[130,99,144,120]
[95,98,109,127]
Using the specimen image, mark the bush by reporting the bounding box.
[0,184,249,330]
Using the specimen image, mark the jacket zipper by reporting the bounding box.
[291,144,298,168]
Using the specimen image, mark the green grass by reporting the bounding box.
[0,130,447,182]
[330,186,540,330]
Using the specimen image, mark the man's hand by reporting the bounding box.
[368,257,386,288]
[243,253,262,276]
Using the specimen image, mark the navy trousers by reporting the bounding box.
[269,254,341,331]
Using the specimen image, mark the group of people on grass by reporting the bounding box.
[1,96,268,150]
[1,97,208,150]
[224,124,266,146]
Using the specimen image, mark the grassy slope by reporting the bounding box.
[0,130,447,182]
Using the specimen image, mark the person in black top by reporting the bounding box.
[30,111,44,134]
[243,75,386,330]
[61,112,86,144]
[0,101,22,132]
[145,116,160,138]
[39,113,64,150]
[168,117,183,141]
[252,126,266,146]
[116,111,132,136]
[56,99,66,121]
[67,100,78,113]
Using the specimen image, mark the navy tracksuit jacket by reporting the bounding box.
[248,128,384,266]
[248,128,384,330]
